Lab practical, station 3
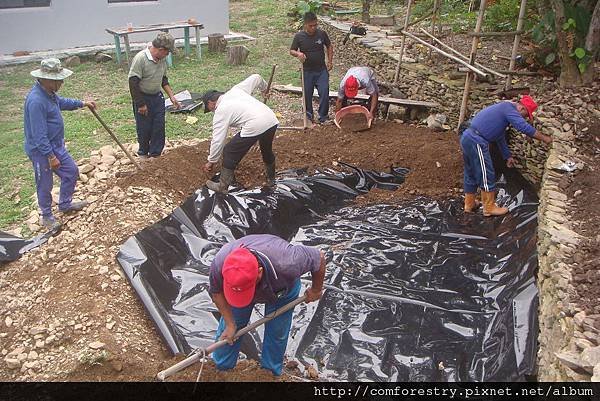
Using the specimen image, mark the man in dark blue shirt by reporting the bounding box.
[290,12,334,124]
[24,58,96,229]
[460,95,552,216]
[209,234,326,376]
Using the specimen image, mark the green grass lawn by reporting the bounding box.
[0,0,326,230]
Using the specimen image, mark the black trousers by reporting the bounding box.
[222,124,277,170]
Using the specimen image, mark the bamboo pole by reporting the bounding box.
[428,0,441,59]
[393,0,413,84]
[400,30,489,78]
[505,0,528,90]
[458,0,488,131]
[301,67,309,129]
[468,30,524,36]
[419,28,506,78]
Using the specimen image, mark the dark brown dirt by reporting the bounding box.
[118,121,464,204]
[339,113,369,132]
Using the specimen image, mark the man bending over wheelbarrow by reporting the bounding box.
[335,66,379,125]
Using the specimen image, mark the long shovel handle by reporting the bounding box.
[300,67,308,129]
[156,294,308,381]
[88,106,142,171]
[263,64,278,104]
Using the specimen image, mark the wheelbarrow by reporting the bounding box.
[334,105,372,132]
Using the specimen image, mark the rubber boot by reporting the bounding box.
[265,162,276,187]
[206,168,234,194]
[482,191,509,217]
[463,193,481,213]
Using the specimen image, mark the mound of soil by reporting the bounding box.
[118,121,464,204]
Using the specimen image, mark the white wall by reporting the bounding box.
[0,0,229,55]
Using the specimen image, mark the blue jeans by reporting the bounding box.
[133,92,166,157]
[29,146,79,217]
[303,68,329,123]
[460,130,496,193]
[212,279,301,376]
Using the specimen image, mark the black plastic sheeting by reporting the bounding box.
[0,227,59,264]
[166,92,203,113]
[117,165,538,382]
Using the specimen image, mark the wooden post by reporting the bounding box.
[208,33,227,52]
[226,45,250,65]
[113,34,122,65]
[301,68,308,129]
[184,26,190,57]
[428,0,441,59]
[458,0,487,131]
[123,34,131,67]
[393,0,413,84]
[195,26,202,60]
[505,0,527,90]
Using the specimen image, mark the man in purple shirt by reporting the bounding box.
[460,95,552,216]
[24,58,96,229]
[209,234,326,376]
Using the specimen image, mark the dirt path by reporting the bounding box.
[0,121,462,382]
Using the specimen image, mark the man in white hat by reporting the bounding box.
[24,58,96,229]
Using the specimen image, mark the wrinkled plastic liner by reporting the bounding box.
[0,228,59,264]
[117,166,538,382]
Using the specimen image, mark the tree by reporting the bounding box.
[362,0,371,23]
[550,0,599,86]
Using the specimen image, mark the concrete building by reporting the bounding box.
[0,0,229,55]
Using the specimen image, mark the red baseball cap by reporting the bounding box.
[344,75,359,98]
[519,95,537,121]
[222,247,259,308]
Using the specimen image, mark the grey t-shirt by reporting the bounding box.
[338,66,378,99]
[128,48,168,95]
[209,234,322,304]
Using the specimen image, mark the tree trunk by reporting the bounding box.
[583,0,600,83]
[550,0,583,87]
[362,0,371,23]
[208,33,227,53]
[226,45,250,65]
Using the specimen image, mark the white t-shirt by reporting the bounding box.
[208,74,279,163]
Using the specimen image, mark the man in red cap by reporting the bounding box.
[335,66,379,123]
[208,234,326,376]
[460,95,552,216]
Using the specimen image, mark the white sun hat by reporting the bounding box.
[30,58,73,80]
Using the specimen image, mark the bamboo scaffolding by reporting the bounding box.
[400,30,489,78]
[468,30,524,36]
[393,0,413,84]
[419,28,506,78]
[428,0,441,58]
[505,0,528,89]
[458,0,488,130]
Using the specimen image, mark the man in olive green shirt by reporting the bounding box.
[128,32,180,158]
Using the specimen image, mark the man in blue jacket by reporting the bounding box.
[24,58,96,229]
[209,234,326,376]
[460,95,552,216]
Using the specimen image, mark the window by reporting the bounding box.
[0,0,51,9]
[108,0,157,3]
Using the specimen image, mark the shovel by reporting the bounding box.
[88,106,142,171]
[156,294,307,381]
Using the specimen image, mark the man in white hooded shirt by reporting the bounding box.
[202,74,279,193]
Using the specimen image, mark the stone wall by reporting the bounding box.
[537,129,600,381]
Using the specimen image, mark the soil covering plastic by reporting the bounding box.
[116,163,538,382]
